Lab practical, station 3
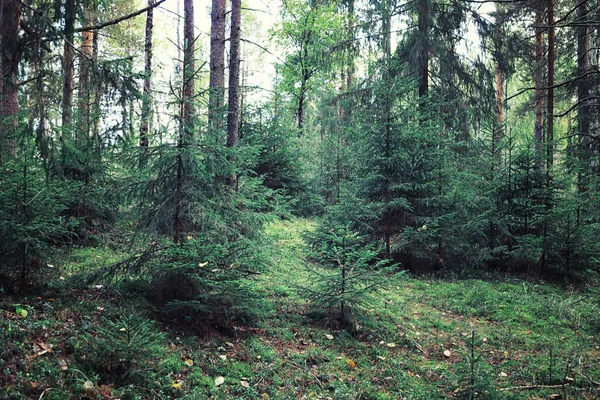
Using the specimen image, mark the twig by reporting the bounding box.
[499,384,569,392]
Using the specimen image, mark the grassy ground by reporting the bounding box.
[1,219,599,399]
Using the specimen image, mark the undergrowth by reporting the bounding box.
[1,219,599,399]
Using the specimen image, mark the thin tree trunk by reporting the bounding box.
[534,9,544,172]
[174,0,195,243]
[62,0,75,133]
[418,0,429,100]
[209,0,226,132]
[577,0,591,177]
[140,0,154,154]
[78,9,94,142]
[0,0,21,159]
[226,0,242,188]
[227,0,241,149]
[547,0,555,170]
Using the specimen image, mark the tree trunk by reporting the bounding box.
[78,9,94,142]
[140,0,154,154]
[209,0,226,132]
[227,0,241,149]
[576,0,591,169]
[534,8,544,172]
[174,0,195,243]
[417,0,429,100]
[0,0,21,158]
[62,0,75,133]
[547,0,555,170]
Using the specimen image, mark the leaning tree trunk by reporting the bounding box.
[140,0,155,154]
[208,0,226,132]
[173,0,195,243]
[0,0,21,159]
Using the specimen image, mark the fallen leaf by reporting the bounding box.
[119,328,126,332]
[240,380,250,388]
[346,359,356,369]
[225,342,234,347]
[261,394,270,400]
[184,358,194,366]
[58,359,68,371]
[171,380,182,389]
[83,381,94,390]
[325,334,334,340]
[498,372,508,377]
[386,343,396,348]
[215,376,225,386]
[443,350,452,358]
[219,355,227,361]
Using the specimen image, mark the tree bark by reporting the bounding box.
[576,0,591,166]
[227,0,241,149]
[62,0,75,133]
[534,8,544,172]
[174,0,195,243]
[547,0,555,169]
[140,0,154,153]
[209,0,226,132]
[78,9,94,141]
[0,0,21,158]
[417,0,429,100]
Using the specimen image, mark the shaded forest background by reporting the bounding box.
[2,1,600,399]
[2,0,600,287]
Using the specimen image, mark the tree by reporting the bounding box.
[227,0,241,149]
[0,0,21,158]
[61,0,75,133]
[140,0,155,154]
[173,0,196,243]
[209,0,226,131]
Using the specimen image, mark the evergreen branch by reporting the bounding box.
[73,0,169,33]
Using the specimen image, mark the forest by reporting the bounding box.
[1,0,599,398]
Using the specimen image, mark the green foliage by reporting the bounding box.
[302,222,398,327]
[147,237,269,329]
[0,128,78,292]
[76,314,166,386]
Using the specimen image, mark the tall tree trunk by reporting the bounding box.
[576,0,591,171]
[417,0,429,100]
[62,0,75,134]
[226,0,242,188]
[227,0,241,149]
[547,0,555,170]
[534,8,544,172]
[174,0,195,243]
[208,0,226,132]
[0,0,21,159]
[78,9,94,142]
[140,0,154,154]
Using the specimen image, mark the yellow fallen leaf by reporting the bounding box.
[171,380,182,389]
[119,328,126,332]
[215,376,225,386]
[240,380,250,388]
[184,358,194,366]
[261,394,270,400]
[346,358,356,369]
[443,350,452,358]
[83,381,94,390]
[386,342,396,348]
[325,334,334,340]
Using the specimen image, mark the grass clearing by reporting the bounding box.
[1,218,599,399]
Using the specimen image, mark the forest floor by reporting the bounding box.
[1,219,600,399]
